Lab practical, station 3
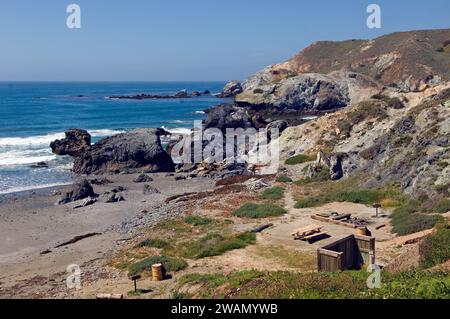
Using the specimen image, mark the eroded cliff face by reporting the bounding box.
[278,85,450,197]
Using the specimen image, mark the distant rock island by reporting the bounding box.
[109,89,211,100]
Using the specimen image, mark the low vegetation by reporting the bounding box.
[295,186,403,208]
[295,165,330,185]
[390,199,446,235]
[128,255,188,276]
[184,215,214,226]
[285,154,315,165]
[433,198,450,214]
[233,203,287,218]
[173,232,256,259]
[420,222,450,269]
[338,101,388,137]
[260,186,285,201]
[176,269,450,299]
[136,239,169,249]
[276,176,293,183]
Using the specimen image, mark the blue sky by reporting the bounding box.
[0,0,449,81]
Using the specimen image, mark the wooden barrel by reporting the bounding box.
[152,263,164,281]
[356,227,367,236]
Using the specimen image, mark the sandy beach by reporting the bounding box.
[0,173,215,298]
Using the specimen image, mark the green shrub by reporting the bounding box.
[285,154,315,165]
[420,222,450,268]
[433,198,450,214]
[136,239,169,249]
[128,255,188,276]
[233,203,287,218]
[295,166,330,185]
[184,215,214,226]
[392,214,444,236]
[295,196,328,208]
[332,189,383,204]
[178,232,256,259]
[276,176,293,183]
[261,186,285,200]
[295,189,387,208]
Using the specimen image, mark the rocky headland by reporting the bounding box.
[1,28,449,299]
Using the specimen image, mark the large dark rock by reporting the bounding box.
[236,73,350,111]
[51,128,175,175]
[50,129,91,157]
[58,179,96,205]
[204,104,253,132]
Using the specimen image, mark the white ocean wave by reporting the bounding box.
[195,110,206,114]
[0,129,124,147]
[89,129,125,137]
[162,126,192,136]
[0,133,65,147]
[0,182,72,195]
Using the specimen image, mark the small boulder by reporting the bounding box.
[102,192,125,203]
[133,174,154,183]
[191,91,201,97]
[111,186,127,193]
[58,179,96,205]
[73,197,97,209]
[89,178,114,185]
[143,184,161,195]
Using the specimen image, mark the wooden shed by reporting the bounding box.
[317,234,375,272]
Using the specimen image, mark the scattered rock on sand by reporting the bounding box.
[102,192,125,203]
[73,197,97,209]
[133,174,154,183]
[89,178,114,185]
[244,178,269,191]
[58,179,97,205]
[111,186,127,193]
[143,184,160,195]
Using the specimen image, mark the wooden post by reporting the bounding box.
[129,274,141,292]
[373,204,381,217]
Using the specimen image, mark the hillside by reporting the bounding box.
[236,29,450,108]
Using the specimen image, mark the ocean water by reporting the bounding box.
[0,82,227,194]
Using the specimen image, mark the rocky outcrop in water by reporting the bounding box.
[109,90,191,100]
[50,129,91,157]
[51,128,175,175]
